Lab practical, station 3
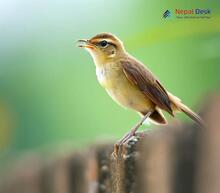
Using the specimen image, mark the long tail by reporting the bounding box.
[168,92,205,127]
[178,102,204,127]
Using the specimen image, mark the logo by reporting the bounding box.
[163,9,211,19]
[163,10,171,18]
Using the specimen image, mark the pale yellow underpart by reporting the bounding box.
[95,62,155,113]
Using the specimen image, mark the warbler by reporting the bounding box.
[77,33,203,144]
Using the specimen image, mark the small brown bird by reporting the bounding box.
[77,33,203,144]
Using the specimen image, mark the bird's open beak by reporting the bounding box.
[77,39,94,49]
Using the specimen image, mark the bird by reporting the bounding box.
[77,32,204,144]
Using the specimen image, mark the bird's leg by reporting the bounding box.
[112,112,152,159]
[117,112,152,145]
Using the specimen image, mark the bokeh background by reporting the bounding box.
[0,0,219,165]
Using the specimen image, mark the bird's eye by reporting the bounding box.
[99,40,108,48]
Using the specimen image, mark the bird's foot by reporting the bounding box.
[112,130,136,158]
[112,130,148,158]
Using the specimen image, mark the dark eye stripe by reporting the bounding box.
[108,42,117,47]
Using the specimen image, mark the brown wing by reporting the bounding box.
[121,60,173,116]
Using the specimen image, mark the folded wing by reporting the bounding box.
[121,60,173,116]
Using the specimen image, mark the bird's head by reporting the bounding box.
[77,33,126,65]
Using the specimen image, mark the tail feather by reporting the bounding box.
[168,92,204,127]
[178,102,204,127]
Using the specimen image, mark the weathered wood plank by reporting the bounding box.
[196,94,220,193]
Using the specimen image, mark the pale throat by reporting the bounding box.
[85,48,105,67]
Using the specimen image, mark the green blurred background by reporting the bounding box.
[0,1,219,162]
